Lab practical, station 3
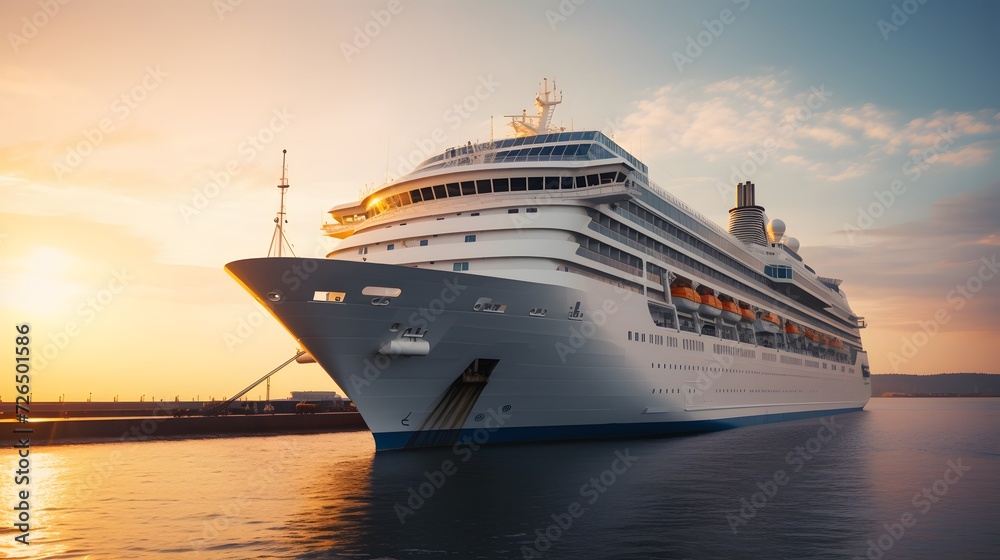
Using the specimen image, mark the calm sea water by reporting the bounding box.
[2,398,998,559]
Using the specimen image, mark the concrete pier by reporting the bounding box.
[0,412,368,446]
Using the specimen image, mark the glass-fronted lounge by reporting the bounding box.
[363,170,630,219]
[414,131,649,175]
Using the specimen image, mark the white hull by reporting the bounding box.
[226,258,871,450]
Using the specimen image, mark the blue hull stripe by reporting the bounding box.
[372,407,864,451]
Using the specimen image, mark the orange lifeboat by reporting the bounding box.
[785,321,801,341]
[721,300,742,323]
[738,303,754,323]
[819,334,831,347]
[671,286,701,313]
[756,311,781,334]
[699,294,723,318]
[830,337,844,349]
[759,312,780,326]
[804,329,820,344]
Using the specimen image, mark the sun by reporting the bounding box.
[1,247,86,317]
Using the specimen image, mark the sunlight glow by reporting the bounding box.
[6,247,86,316]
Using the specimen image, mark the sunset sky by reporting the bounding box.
[2,0,998,402]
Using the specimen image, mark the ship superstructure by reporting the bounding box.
[226,81,870,450]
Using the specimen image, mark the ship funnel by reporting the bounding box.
[736,180,756,207]
[727,181,768,245]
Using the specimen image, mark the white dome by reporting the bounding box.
[786,237,800,252]
[766,219,786,243]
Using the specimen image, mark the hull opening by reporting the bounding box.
[406,358,499,448]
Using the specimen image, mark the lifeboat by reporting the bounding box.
[738,303,754,323]
[818,334,831,347]
[699,294,723,318]
[756,311,781,334]
[830,337,844,349]
[784,321,801,341]
[670,286,701,313]
[804,329,820,344]
[721,299,742,323]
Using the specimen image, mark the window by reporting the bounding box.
[419,239,428,247]
[764,265,793,279]
[493,178,510,192]
[461,181,476,196]
[453,262,469,271]
[508,208,519,214]
[465,234,476,242]
[528,177,543,190]
[526,208,538,213]
[476,180,492,194]
[387,244,394,251]
[511,177,527,191]
[409,189,422,202]
[432,184,447,199]
[446,183,461,197]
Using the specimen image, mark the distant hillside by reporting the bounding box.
[872,373,1000,396]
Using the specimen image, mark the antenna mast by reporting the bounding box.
[267,149,297,258]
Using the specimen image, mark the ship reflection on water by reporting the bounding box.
[5,399,997,559]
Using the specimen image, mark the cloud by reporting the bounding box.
[780,154,809,166]
[817,183,1000,325]
[930,141,994,167]
[808,160,877,182]
[614,74,1000,182]
[616,74,805,158]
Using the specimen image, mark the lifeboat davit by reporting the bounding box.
[756,311,781,334]
[671,286,701,313]
[699,294,723,318]
[784,321,801,341]
[721,300,742,323]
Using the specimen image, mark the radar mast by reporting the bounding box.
[267,149,297,257]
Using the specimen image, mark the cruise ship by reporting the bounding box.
[226,81,871,451]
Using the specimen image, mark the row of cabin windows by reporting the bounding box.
[385,236,475,252]
[599,206,856,342]
[364,172,628,219]
[618,199,859,342]
[376,237,455,253]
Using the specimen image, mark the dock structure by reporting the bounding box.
[0,399,366,446]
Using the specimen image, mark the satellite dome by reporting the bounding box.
[766,219,786,243]
[786,237,800,252]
